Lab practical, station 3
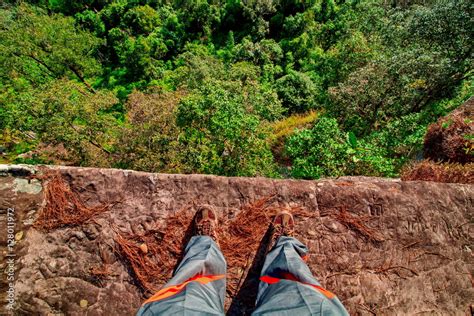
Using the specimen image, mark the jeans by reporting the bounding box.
[137,236,348,315]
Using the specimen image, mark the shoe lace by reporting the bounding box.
[197,220,214,236]
[273,223,294,238]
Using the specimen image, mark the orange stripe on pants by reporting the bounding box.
[143,274,225,305]
[260,275,335,299]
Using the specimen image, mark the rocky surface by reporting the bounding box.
[0,165,473,315]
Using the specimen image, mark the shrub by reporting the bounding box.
[176,82,278,177]
[271,111,319,142]
[285,117,350,179]
[424,98,473,164]
[347,138,398,177]
[285,116,408,179]
[13,79,118,167]
[269,111,318,166]
[275,71,319,113]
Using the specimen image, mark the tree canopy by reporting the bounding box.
[1,0,472,178]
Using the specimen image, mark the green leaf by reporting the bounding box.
[347,131,358,148]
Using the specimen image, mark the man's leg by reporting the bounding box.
[137,206,226,316]
[252,213,348,316]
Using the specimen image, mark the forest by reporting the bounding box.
[1,0,472,179]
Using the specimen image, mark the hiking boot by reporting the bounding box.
[271,211,295,247]
[195,205,219,243]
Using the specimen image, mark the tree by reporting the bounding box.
[0,4,102,91]
[1,0,472,179]
[176,82,277,177]
[173,50,284,121]
[233,38,283,66]
[328,63,397,135]
[329,0,473,135]
[285,117,350,179]
[123,5,160,35]
[403,0,473,107]
[275,70,319,113]
[12,79,118,166]
[113,88,185,172]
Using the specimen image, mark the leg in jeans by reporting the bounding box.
[252,235,349,315]
[137,206,226,316]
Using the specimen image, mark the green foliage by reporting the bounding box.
[124,5,160,35]
[176,82,277,177]
[285,117,350,179]
[75,10,106,35]
[329,63,394,134]
[0,4,102,87]
[329,0,473,136]
[285,114,432,179]
[173,48,226,89]
[234,38,283,66]
[173,49,284,121]
[0,0,472,180]
[275,71,319,113]
[11,79,118,166]
[112,88,184,172]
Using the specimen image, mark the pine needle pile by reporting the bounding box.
[113,196,314,304]
[219,197,311,298]
[332,207,385,242]
[401,160,473,184]
[113,209,194,293]
[34,172,113,230]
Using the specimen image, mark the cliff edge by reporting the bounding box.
[0,165,473,315]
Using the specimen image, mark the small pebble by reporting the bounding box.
[139,243,148,254]
[80,299,88,308]
[15,231,24,241]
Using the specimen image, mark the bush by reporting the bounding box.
[275,71,319,113]
[269,111,318,165]
[12,79,118,166]
[285,117,350,179]
[176,82,277,177]
[271,111,319,143]
[354,112,429,176]
[347,138,398,177]
[424,98,473,164]
[285,116,413,179]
